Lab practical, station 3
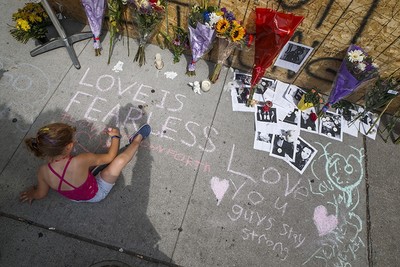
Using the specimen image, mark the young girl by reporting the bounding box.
[20,122,151,203]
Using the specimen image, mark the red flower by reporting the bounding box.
[310,112,318,122]
[262,104,270,112]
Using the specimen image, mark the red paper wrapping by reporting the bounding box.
[248,8,303,105]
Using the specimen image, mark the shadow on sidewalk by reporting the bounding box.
[0,103,176,266]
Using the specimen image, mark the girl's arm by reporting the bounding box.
[20,167,50,204]
[79,127,121,167]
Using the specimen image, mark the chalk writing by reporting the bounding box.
[303,142,365,266]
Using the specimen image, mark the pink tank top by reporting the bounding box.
[48,157,98,201]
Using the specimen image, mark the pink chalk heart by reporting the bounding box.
[210,177,229,206]
[313,205,338,236]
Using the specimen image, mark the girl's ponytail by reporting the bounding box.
[25,137,43,158]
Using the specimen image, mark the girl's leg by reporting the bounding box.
[100,136,142,184]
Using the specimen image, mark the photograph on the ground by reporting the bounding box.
[254,129,274,152]
[358,111,379,140]
[234,72,252,87]
[274,41,314,72]
[255,78,276,94]
[300,108,318,133]
[284,85,305,107]
[336,108,359,137]
[319,111,343,141]
[256,106,278,123]
[282,107,300,126]
[270,131,296,161]
[288,136,317,174]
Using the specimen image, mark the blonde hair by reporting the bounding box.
[25,123,76,158]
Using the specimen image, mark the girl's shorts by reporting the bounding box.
[75,173,115,203]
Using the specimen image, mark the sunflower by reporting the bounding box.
[216,18,230,34]
[230,26,245,42]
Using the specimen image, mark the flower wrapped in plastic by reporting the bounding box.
[186,1,219,76]
[246,8,303,107]
[82,0,106,56]
[321,44,379,113]
[107,0,129,64]
[131,0,166,66]
[10,2,51,44]
[209,8,253,83]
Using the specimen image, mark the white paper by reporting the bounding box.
[274,41,314,73]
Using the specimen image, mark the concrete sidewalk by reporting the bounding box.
[1,2,399,266]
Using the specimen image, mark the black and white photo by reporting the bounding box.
[274,41,314,73]
[270,132,295,161]
[256,106,277,123]
[319,111,343,141]
[300,108,318,133]
[288,137,317,174]
[253,129,274,152]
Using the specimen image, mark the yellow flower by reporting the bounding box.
[16,19,30,31]
[216,18,230,34]
[215,11,224,16]
[232,20,241,28]
[230,26,245,42]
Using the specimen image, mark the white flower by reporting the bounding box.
[372,62,379,68]
[357,62,366,71]
[348,49,364,62]
[206,13,222,28]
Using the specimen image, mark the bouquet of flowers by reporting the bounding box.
[297,88,324,111]
[186,1,219,76]
[161,26,190,63]
[131,0,166,66]
[247,8,303,106]
[107,0,129,63]
[82,0,106,56]
[209,8,253,83]
[9,2,51,44]
[320,44,379,113]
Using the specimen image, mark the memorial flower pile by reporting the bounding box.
[10,2,50,44]
[321,44,379,114]
[107,0,129,63]
[131,0,166,66]
[209,8,253,83]
[186,1,219,76]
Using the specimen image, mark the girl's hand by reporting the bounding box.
[20,186,36,204]
[106,127,120,137]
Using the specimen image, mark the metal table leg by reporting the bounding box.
[30,0,93,69]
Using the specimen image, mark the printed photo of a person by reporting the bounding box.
[283,108,299,126]
[288,137,317,174]
[234,72,252,87]
[300,109,318,133]
[319,111,343,141]
[270,133,295,160]
[256,106,277,123]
